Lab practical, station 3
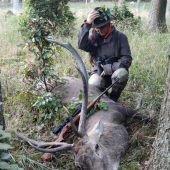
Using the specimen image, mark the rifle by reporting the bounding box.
[53,105,82,135]
[42,77,120,160]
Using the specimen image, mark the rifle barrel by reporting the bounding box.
[99,77,120,98]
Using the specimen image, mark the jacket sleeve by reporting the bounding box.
[77,22,92,52]
[103,33,132,75]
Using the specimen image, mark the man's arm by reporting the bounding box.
[102,33,132,76]
[112,32,132,71]
[77,10,99,52]
[77,22,92,52]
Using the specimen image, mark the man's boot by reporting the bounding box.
[110,68,129,102]
[110,85,125,102]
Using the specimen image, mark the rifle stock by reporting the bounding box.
[42,77,120,160]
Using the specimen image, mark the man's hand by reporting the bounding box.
[100,71,105,77]
[100,64,105,77]
[87,10,99,24]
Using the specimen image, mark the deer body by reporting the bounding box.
[55,77,133,170]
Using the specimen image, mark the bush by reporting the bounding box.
[101,2,141,30]
[17,0,75,118]
[20,0,75,39]
[113,2,141,29]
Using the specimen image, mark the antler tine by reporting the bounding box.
[27,141,73,153]
[15,131,73,153]
[15,131,43,146]
[63,105,82,137]
[73,64,88,137]
[46,38,88,84]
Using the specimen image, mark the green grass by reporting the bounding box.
[0,1,12,9]
[0,1,170,170]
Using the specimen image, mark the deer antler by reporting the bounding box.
[46,38,88,137]
[46,38,88,84]
[15,131,74,153]
[74,64,88,137]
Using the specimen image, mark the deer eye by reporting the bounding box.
[95,144,99,151]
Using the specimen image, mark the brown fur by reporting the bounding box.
[51,77,149,170]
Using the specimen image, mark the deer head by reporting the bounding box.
[74,118,121,170]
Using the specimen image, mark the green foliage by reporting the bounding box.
[100,2,141,29]
[66,97,82,114]
[0,126,21,170]
[65,89,83,114]
[113,2,141,29]
[33,92,61,111]
[0,126,13,150]
[0,162,21,170]
[98,6,113,21]
[86,108,96,118]
[33,92,62,120]
[17,0,75,117]
[97,99,108,111]
[119,161,137,170]
[66,100,77,114]
[19,0,75,39]
[78,89,83,100]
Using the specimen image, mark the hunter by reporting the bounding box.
[77,7,132,102]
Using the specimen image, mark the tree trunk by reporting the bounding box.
[146,0,167,32]
[22,0,25,9]
[136,0,141,13]
[118,0,123,7]
[167,0,170,15]
[13,0,19,14]
[145,55,170,170]
[0,71,5,130]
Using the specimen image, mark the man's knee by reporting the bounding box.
[88,73,102,89]
[111,68,129,84]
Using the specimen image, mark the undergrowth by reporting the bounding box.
[0,1,170,170]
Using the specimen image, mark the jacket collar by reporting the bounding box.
[103,24,115,44]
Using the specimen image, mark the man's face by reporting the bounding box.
[95,23,110,36]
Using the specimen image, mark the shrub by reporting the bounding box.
[100,2,141,30]
[18,0,75,118]
[113,2,141,29]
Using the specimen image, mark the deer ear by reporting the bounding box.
[88,117,104,141]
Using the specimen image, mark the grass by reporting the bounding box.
[0,1,12,9]
[0,1,170,170]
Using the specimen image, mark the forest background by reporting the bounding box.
[0,0,170,169]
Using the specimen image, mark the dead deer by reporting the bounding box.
[15,40,151,170]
